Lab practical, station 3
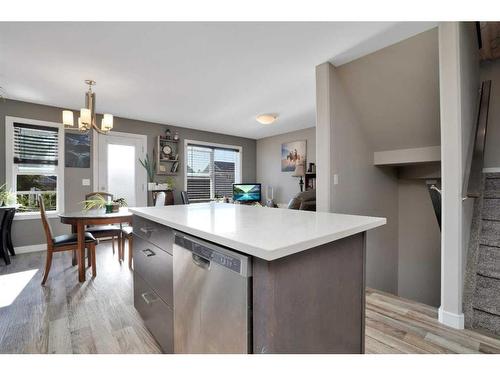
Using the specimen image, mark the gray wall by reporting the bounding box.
[315,29,442,296]
[256,127,315,204]
[327,63,400,294]
[397,178,441,307]
[1,99,256,247]
[480,59,500,169]
[459,22,480,281]
[331,28,440,152]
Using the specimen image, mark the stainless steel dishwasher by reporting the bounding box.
[173,232,252,353]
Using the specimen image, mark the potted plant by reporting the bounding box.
[82,194,127,213]
[165,176,175,191]
[139,153,156,191]
[0,184,16,206]
[0,183,7,206]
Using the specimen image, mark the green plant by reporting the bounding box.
[81,194,107,211]
[139,153,156,183]
[0,183,7,205]
[81,194,127,211]
[0,184,16,206]
[165,176,175,190]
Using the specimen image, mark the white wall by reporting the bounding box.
[438,22,480,329]
[256,127,315,205]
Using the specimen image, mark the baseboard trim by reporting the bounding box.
[438,307,464,329]
[14,243,46,254]
[483,167,500,173]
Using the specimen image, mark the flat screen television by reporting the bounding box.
[232,183,261,203]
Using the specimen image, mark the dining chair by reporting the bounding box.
[84,192,121,256]
[180,191,190,204]
[120,226,133,269]
[39,196,97,285]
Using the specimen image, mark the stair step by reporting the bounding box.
[484,190,500,199]
[477,245,500,279]
[485,177,500,192]
[480,220,500,247]
[472,275,500,315]
[482,198,500,220]
[473,309,500,336]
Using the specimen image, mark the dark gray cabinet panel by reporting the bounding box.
[133,234,174,307]
[133,215,174,254]
[252,233,366,354]
[134,271,174,353]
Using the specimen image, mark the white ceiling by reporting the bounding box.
[0,22,437,139]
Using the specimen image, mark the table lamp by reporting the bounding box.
[292,162,305,192]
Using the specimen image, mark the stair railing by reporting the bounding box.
[464,80,492,199]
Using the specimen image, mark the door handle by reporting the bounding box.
[140,227,155,234]
[192,254,210,269]
[141,248,156,257]
[141,292,159,305]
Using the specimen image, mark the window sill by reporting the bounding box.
[14,212,60,221]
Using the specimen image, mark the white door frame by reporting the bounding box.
[93,130,148,206]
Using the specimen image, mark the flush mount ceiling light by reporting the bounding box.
[256,113,278,125]
[62,80,113,134]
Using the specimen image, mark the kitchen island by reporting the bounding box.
[129,203,386,354]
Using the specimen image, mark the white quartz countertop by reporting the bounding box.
[130,203,386,261]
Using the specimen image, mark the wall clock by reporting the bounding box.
[162,145,172,158]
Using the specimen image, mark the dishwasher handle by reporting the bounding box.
[192,253,210,269]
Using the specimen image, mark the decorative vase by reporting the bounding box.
[105,204,114,214]
[173,131,179,141]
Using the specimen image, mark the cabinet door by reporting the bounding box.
[134,272,173,353]
[133,215,174,253]
[133,234,173,307]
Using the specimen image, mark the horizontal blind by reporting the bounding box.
[214,149,238,198]
[13,122,59,165]
[186,143,239,200]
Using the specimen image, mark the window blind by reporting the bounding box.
[186,143,240,201]
[13,122,59,165]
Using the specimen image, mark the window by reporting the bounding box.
[185,141,242,202]
[5,117,64,217]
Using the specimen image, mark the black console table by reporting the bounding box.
[0,207,16,265]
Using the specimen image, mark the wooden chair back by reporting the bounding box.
[85,192,114,201]
[39,196,54,244]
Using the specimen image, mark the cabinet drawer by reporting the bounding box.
[134,272,174,353]
[133,234,173,307]
[133,215,173,253]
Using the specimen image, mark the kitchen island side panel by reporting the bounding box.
[252,232,366,354]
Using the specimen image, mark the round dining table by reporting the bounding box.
[59,208,133,282]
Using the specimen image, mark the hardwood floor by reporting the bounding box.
[0,242,161,354]
[366,288,500,353]
[1,245,500,354]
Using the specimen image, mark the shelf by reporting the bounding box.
[159,159,179,162]
[159,138,179,143]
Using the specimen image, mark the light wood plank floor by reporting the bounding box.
[1,244,500,354]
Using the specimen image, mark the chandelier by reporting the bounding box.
[62,80,113,134]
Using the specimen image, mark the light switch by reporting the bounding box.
[333,174,339,185]
[82,179,91,186]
